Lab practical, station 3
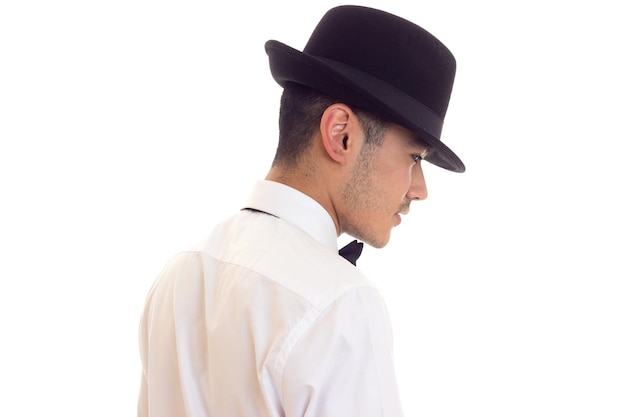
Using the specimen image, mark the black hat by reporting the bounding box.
[265,5,465,173]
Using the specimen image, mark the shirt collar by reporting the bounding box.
[243,180,338,252]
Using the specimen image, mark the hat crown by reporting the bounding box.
[303,6,456,120]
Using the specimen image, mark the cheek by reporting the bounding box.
[397,165,414,193]
[406,164,415,183]
[378,166,413,210]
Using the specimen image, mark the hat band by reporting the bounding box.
[315,56,444,139]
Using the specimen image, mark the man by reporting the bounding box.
[138,5,464,417]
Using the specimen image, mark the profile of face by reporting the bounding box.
[340,123,429,248]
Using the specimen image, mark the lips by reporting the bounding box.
[394,202,410,225]
[395,205,410,225]
[397,207,410,217]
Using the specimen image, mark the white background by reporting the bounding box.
[1,0,624,416]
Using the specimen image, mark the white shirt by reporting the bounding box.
[138,180,403,417]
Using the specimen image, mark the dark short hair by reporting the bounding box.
[272,83,388,168]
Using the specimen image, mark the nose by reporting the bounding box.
[407,161,428,201]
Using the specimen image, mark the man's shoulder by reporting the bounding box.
[191,210,375,308]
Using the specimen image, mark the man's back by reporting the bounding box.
[138,182,403,416]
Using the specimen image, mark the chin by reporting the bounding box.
[345,223,391,249]
[363,233,391,249]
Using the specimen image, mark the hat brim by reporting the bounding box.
[266,40,465,173]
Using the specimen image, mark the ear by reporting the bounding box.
[319,104,357,164]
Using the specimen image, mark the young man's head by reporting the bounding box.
[269,83,431,248]
[265,5,464,247]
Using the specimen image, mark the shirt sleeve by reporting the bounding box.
[281,286,404,417]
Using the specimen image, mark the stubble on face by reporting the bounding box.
[340,144,391,248]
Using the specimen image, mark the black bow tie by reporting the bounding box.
[339,240,364,266]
